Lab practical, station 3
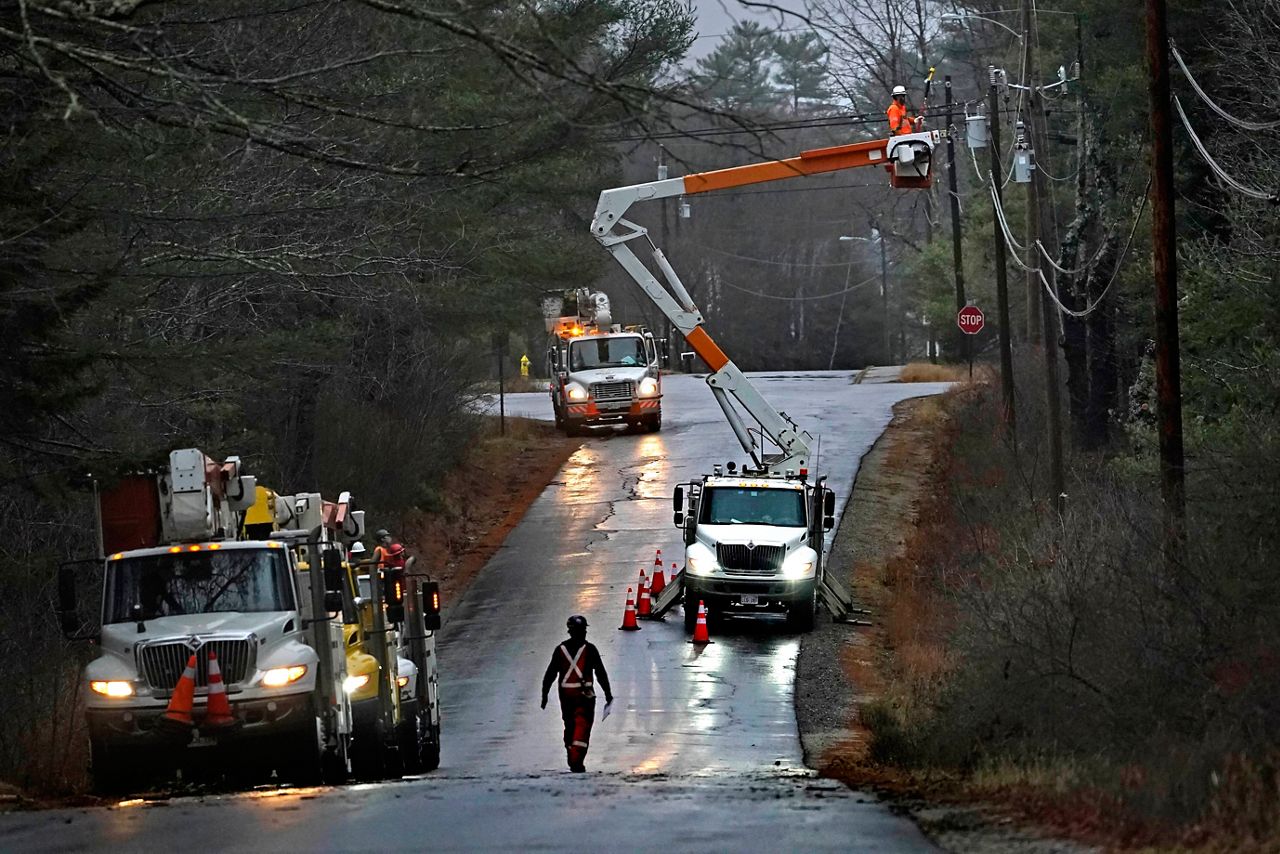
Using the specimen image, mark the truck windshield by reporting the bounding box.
[701,487,806,527]
[105,549,293,623]
[570,336,646,370]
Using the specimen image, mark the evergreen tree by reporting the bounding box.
[772,32,830,114]
[692,21,778,111]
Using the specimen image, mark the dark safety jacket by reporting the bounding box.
[542,638,611,702]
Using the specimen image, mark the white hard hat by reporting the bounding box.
[892,85,907,96]
[349,542,366,554]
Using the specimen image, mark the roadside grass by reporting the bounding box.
[854,360,1280,850]
[898,362,972,383]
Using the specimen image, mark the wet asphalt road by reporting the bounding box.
[2,372,949,852]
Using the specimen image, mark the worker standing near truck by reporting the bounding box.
[372,528,406,569]
[540,615,613,773]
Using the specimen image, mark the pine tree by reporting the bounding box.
[772,32,830,114]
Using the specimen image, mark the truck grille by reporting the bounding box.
[716,543,786,576]
[591,381,633,403]
[138,639,255,690]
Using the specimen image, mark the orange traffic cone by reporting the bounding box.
[653,549,663,572]
[618,587,641,631]
[637,569,651,617]
[650,561,666,597]
[162,654,198,728]
[203,650,238,730]
[688,600,713,644]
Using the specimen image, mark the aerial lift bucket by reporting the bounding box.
[888,139,933,189]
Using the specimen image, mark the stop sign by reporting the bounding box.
[957,305,985,335]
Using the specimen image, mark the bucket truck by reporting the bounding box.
[590,131,938,630]
[544,288,664,435]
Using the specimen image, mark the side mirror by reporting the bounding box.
[420,581,442,631]
[321,549,343,594]
[57,565,78,635]
[672,485,684,513]
[673,511,684,528]
[823,488,836,516]
[683,514,697,547]
[324,591,345,613]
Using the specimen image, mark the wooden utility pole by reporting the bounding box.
[988,66,1016,432]
[945,76,968,369]
[1144,0,1187,560]
[1021,0,1065,510]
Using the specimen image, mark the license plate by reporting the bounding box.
[188,735,216,748]
[740,594,759,605]
[599,401,629,410]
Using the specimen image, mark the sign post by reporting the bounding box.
[956,305,985,380]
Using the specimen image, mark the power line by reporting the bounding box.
[714,271,881,301]
[1169,39,1280,132]
[1173,96,1279,202]
[692,241,869,268]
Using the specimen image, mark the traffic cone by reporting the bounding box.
[688,600,713,645]
[618,587,641,631]
[202,650,238,730]
[650,561,666,597]
[637,569,651,617]
[162,654,197,729]
[653,549,663,572]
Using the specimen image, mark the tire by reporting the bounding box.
[422,718,441,772]
[787,586,817,632]
[683,595,698,632]
[280,716,326,786]
[646,414,662,433]
[351,718,389,782]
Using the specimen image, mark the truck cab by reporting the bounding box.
[674,467,834,631]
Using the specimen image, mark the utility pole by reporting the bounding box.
[1145,0,1186,562]
[988,66,1017,432]
[945,75,968,367]
[1021,0,1065,510]
[878,230,890,364]
[1021,0,1043,346]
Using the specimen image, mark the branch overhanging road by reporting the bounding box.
[4,371,950,852]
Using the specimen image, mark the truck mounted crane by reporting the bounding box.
[589,129,939,630]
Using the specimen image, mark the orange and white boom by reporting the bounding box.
[590,131,940,473]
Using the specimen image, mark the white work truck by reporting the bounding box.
[544,289,663,434]
[674,467,834,631]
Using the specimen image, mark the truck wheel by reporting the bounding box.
[683,598,697,632]
[351,719,389,781]
[281,717,326,786]
[422,718,441,772]
[787,586,817,632]
[646,414,662,433]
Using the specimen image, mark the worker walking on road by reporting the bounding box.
[886,85,918,136]
[541,615,613,773]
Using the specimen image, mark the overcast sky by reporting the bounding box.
[689,0,810,59]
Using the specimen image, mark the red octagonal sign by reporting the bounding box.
[957,305,985,335]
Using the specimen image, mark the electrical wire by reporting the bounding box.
[715,271,881,301]
[1170,39,1280,132]
[693,242,869,268]
[1173,96,1280,202]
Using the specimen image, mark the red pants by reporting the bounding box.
[559,695,595,769]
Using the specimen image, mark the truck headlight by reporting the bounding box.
[638,377,659,397]
[342,674,370,694]
[261,665,308,688]
[396,676,409,688]
[90,680,134,698]
[782,558,815,579]
[687,556,715,576]
[567,384,588,401]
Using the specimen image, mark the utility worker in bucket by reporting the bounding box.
[541,615,613,772]
[886,85,918,136]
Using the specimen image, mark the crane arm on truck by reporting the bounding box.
[590,131,940,473]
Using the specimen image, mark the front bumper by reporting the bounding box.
[565,397,660,425]
[684,575,814,606]
[87,691,313,748]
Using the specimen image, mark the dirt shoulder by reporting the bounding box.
[794,396,1094,854]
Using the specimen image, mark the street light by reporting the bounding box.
[838,230,890,365]
[939,12,1023,39]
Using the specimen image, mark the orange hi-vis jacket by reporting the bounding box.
[887,101,915,136]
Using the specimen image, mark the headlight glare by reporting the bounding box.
[783,559,815,579]
[638,377,659,397]
[343,674,370,694]
[262,665,308,688]
[567,384,588,401]
[90,680,134,698]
